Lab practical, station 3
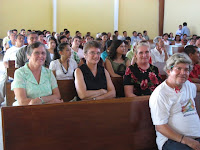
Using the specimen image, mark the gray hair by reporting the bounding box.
[153,36,162,44]
[27,42,45,56]
[7,30,13,36]
[164,53,193,72]
[135,41,150,54]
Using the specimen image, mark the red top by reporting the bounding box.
[188,64,200,82]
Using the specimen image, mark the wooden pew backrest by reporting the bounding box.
[1,96,157,150]
[57,79,77,102]
[111,77,124,97]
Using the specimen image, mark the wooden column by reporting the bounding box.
[159,0,165,36]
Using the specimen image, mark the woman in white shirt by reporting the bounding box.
[162,33,170,45]
[174,35,182,46]
[49,43,78,80]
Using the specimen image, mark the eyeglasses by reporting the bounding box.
[88,51,101,56]
[33,51,46,56]
[171,66,190,73]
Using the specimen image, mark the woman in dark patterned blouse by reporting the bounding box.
[124,41,162,96]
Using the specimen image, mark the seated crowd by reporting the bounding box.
[1,21,200,149]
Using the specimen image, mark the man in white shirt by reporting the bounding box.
[150,36,168,65]
[2,30,12,53]
[149,53,200,150]
[176,25,182,36]
[131,31,138,45]
[71,36,83,60]
[3,34,25,68]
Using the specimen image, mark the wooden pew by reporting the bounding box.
[1,96,158,150]
[57,80,77,102]
[6,79,77,106]
[111,77,124,97]
[8,60,15,68]
[6,76,126,105]
[6,68,16,79]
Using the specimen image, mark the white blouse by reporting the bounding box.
[49,59,78,80]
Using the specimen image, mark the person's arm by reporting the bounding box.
[74,68,107,100]
[156,124,200,149]
[162,47,169,61]
[125,59,130,67]
[131,54,136,65]
[124,85,137,97]
[94,69,116,100]
[49,61,56,77]
[3,51,9,68]
[105,58,121,77]
[191,78,200,84]
[51,70,56,78]
[14,87,62,105]
[5,42,10,50]
[3,62,8,68]
[195,83,200,92]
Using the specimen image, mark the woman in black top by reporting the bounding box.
[74,41,116,100]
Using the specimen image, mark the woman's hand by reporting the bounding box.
[100,89,107,95]
[46,99,63,104]
[28,98,63,105]
[28,98,43,105]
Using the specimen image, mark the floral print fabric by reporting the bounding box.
[123,63,162,96]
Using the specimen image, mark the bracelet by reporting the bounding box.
[92,97,96,100]
[39,97,45,104]
[180,135,184,143]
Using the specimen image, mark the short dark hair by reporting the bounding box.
[184,45,198,56]
[124,40,128,45]
[123,31,127,34]
[58,35,67,43]
[125,37,131,41]
[143,30,147,34]
[162,33,168,37]
[37,31,44,36]
[132,31,137,34]
[27,32,38,38]
[65,31,70,35]
[16,34,24,39]
[21,29,25,32]
[114,31,118,34]
[12,29,18,32]
[174,35,181,41]
[72,36,81,42]
[183,22,187,26]
[101,32,108,36]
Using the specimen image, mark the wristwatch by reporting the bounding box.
[92,97,96,100]
[39,97,45,104]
